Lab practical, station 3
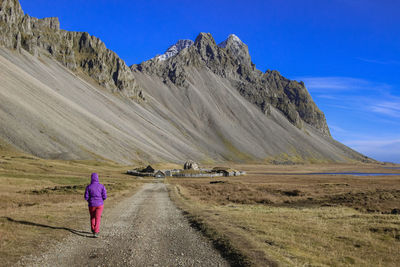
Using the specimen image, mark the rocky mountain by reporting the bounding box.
[133,33,330,136]
[218,34,252,67]
[0,0,143,100]
[156,39,194,61]
[0,0,372,164]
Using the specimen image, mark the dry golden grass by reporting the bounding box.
[0,143,144,266]
[168,163,400,266]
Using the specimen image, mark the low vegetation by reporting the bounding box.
[0,142,143,266]
[2,138,399,267]
[168,163,400,266]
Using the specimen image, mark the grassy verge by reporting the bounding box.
[169,185,256,267]
[168,163,400,266]
[0,144,143,265]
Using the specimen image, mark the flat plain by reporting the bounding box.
[169,163,400,266]
[1,140,399,267]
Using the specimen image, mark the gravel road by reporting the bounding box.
[18,183,229,266]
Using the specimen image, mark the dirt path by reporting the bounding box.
[17,183,229,266]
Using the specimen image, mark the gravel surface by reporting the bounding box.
[17,183,229,266]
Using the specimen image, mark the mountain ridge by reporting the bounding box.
[133,32,330,136]
[0,0,144,100]
[0,0,373,164]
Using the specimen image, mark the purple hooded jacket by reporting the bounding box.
[84,173,107,207]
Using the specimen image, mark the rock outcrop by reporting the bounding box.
[183,160,199,170]
[218,34,252,67]
[133,32,330,136]
[0,0,143,99]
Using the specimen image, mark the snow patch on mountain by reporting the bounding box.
[218,34,242,48]
[156,39,194,61]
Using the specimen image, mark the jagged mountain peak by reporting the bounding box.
[156,39,194,61]
[193,32,218,48]
[135,31,331,136]
[152,33,217,62]
[218,33,251,66]
[150,33,248,64]
[218,34,243,48]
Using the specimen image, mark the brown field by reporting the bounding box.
[0,142,146,266]
[168,163,400,266]
[2,138,400,267]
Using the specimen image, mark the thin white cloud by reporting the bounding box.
[295,76,391,93]
[371,99,400,118]
[292,76,400,163]
[371,107,400,118]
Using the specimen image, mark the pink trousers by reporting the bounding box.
[88,205,104,233]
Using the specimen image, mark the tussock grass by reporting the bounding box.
[207,205,400,266]
[169,186,257,267]
[168,163,400,266]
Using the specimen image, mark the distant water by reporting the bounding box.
[310,172,400,176]
[384,167,400,170]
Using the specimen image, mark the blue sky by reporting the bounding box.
[19,0,400,163]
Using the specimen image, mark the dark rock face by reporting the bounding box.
[0,0,143,100]
[133,32,330,136]
[218,34,252,67]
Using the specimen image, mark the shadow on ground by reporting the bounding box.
[4,217,94,238]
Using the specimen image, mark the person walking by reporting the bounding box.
[84,173,107,238]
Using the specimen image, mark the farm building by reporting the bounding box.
[154,170,165,178]
[127,162,244,178]
[126,165,156,177]
[141,165,155,173]
[212,167,237,177]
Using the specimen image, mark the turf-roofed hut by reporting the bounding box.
[212,167,237,177]
[141,165,155,173]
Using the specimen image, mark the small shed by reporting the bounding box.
[212,167,229,176]
[226,169,236,176]
[212,167,237,176]
[154,170,165,178]
[212,167,228,172]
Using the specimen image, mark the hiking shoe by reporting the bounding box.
[94,232,99,238]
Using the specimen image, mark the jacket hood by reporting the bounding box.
[91,173,99,183]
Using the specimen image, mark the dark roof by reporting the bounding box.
[212,167,229,171]
[141,165,155,173]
